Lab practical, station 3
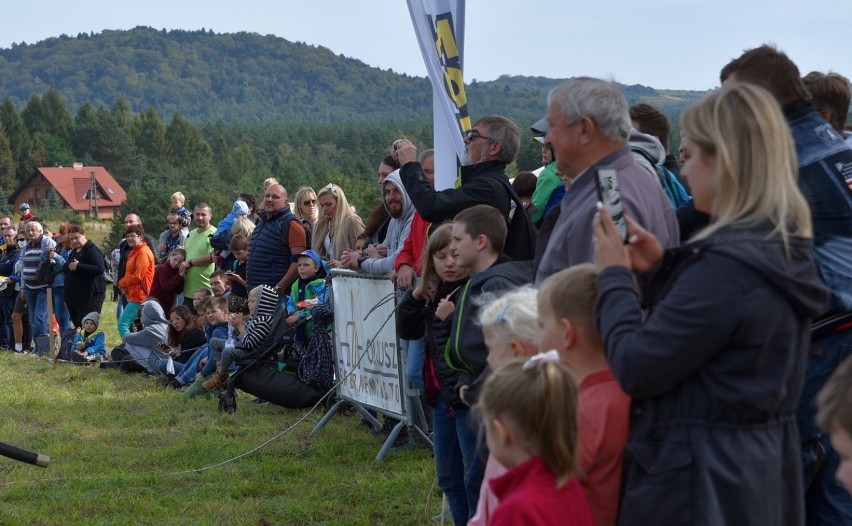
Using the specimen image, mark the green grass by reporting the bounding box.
[0,300,443,525]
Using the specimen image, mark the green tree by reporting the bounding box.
[22,135,47,178]
[0,128,17,193]
[166,113,212,168]
[0,99,31,180]
[133,107,170,164]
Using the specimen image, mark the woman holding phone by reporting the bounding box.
[592,82,829,524]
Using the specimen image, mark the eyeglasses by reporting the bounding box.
[167,222,179,226]
[302,199,317,206]
[169,318,184,325]
[465,129,492,142]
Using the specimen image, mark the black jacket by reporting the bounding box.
[596,225,828,525]
[400,160,511,224]
[398,278,468,408]
[444,257,533,406]
[63,240,106,297]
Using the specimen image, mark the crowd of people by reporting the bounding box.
[3,43,852,525]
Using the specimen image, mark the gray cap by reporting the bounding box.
[82,311,100,328]
[530,116,548,136]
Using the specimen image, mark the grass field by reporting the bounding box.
[0,299,443,525]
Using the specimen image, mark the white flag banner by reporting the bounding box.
[407,0,469,190]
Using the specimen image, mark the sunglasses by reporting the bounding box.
[302,199,317,206]
[464,129,492,142]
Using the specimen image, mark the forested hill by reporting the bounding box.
[0,27,706,124]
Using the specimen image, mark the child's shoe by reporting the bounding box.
[202,371,229,391]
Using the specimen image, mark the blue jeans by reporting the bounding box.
[50,286,72,332]
[403,337,426,392]
[798,328,852,525]
[176,345,210,385]
[24,286,48,337]
[432,397,487,525]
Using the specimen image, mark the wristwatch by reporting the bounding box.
[187,260,193,267]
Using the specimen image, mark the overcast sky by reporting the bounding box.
[2,0,849,90]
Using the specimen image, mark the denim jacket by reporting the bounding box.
[786,100,852,315]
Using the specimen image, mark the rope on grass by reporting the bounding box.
[1,290,405,487]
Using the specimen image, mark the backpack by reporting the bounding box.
[631,147,691,209]
[495,177,537,262]
[34,237,57,285]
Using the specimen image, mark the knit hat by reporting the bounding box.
[232,200,249,217]
[82,311,100,328]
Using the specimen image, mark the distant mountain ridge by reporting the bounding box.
[0,27,709,124]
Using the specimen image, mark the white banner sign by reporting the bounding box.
[332,271,404,416]
[407,0,468,190]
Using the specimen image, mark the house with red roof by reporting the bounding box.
[8,163,127,219]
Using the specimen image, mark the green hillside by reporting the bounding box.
[0,27,708,126]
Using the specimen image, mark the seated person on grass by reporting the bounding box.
[171,296,230,392]
[69,311,107,364]
[156,305,206,379]
[286,250,329,347]
[202,284,278,391]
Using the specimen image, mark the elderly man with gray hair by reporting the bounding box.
[534,77,680,283]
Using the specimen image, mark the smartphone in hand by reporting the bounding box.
[595,167,628,242]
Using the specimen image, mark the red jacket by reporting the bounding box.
[393,212,429,274]
[150,260,185,314]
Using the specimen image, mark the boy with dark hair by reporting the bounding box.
[439,204,532,519]
[538,264,630,526]
[802,71,852,147]
[225,234,249,299]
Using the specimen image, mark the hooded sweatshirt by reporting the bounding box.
[360,170,415,276]
[122,300,169,374]
[445,257,534,406]
[595,224,828,526]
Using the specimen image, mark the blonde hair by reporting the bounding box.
[248,285,262,301]
[478,286,539,349]
[817,355,852,435]
[263,178,279,190]
[231,215,255,239]
[293,187,318,222]
[682,82,812,246]
[538,264,601,346]
[478,359,580,486]
[170,192,185,204]
[313,183,357,259]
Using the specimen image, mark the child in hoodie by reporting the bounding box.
[70,311,106,363]
[149,248,185,314]
[286,250,329,346]
[202,284,278,390]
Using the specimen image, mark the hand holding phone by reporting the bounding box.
[594,167,628,242]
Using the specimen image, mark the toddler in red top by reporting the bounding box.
[477,353,593,526]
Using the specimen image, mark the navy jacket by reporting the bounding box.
[596,225,828,526]
[246,207,297,290]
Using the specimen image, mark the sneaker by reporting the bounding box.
[202,371,229,391]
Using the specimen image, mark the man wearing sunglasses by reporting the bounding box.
[395,116,520,228]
